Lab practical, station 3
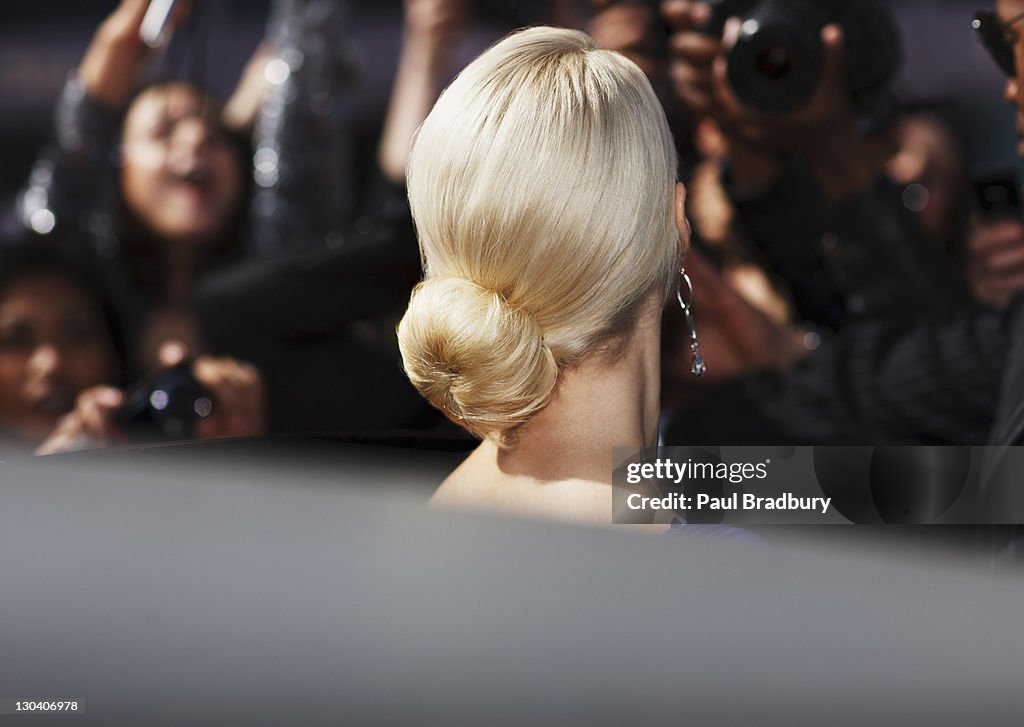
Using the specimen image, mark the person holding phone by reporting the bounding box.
[967,173,1024,308]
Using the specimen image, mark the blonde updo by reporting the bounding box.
[397,26,680,445]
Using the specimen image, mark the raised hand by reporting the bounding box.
[79,0,194,106]
[405,0,466,55]
[191,355,267,439]
[589,1,665,80]
[379,0,468,183]
[661,2,876,200]
[35,386,126,455]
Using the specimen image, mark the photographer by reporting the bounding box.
[0,243,123,451]
[0,238,265,455]
[658,0,1024,321]
[35,341,266,456]
[656,0,979,331]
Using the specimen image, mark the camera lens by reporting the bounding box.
[722,0,902,120]
[726,0,832,114]
[114,363,214,442]
[755,47,793,80]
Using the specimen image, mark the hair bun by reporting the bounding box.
[397,276,559,442]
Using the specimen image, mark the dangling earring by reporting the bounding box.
[677,268,706,377]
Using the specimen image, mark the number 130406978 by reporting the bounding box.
[11,701,79,713]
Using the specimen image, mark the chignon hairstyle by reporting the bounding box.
[397,26,681,445]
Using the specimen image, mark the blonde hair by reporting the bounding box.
[397,26,680,444]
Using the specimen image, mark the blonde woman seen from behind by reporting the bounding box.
[397,27,689,525]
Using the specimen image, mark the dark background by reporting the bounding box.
[0,0,1019,209]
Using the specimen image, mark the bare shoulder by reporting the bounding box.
[432,469,614,525]
[429,445,492,506]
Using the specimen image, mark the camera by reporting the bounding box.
[114,362,215,442]
[702,0,902,115]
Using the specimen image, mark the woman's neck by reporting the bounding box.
[432,295,666,524]
[494,304,663,487]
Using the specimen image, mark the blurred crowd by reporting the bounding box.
[2,0,1024,455]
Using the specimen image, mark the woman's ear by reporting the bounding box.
[675,182,691,257]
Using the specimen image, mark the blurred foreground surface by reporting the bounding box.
[1,442,1023,725]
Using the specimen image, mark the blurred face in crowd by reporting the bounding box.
[121,83,244,245]
[999,0,1024,157]
[883,115,965,241]
[0,274,116,443]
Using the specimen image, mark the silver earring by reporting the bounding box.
[677,269,706,377]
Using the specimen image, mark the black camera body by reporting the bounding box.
[114,362,215,443]
[703,0,902,116]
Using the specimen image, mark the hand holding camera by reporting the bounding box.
[35,343,266,456]
[660,0,897,199]
[663,1,852,142]
[190,356,266,440]
[662,0,899,117]
[709,20,853,152]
